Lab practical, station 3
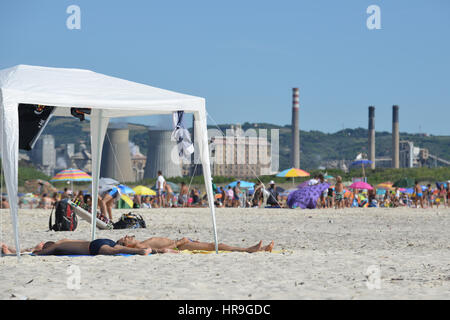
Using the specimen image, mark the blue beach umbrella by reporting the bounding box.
[118,184,135,195]
[350,159,373,178]
[226,181,255,189]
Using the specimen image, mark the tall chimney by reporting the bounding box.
[368,106,375,169]
[291,88,300,168]
[392,105,400,168]
[100,124,135,182]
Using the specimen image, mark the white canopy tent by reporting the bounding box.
[0,65,218,258]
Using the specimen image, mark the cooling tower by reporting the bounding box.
[291,88,300,168]
[100,124,135,182]
[392,105,400,169]
[143,129,182,179]
[368,106,375,169]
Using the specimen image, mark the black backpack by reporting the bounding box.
[113,213,146,230]
[49,199,78,231]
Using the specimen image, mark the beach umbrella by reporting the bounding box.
[349,181,373,190]
[287,182,330,209]
[376,182,394,190]
[51,168,92,182]
[276,168,310,185]
[117,184,135,195]
[393,178,415,188]
[350,159,373,177]
[133,185,156,196]
[226,180,255,189]
[120,194,134,208]
[51,168,92,190]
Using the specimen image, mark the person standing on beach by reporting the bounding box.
[414,181,424,208]
[334,176,344,209]
[232,181,241,207]
[179,182,189,207]
[425,184,433,208]
[226,186,234,207]
[156,170,166,207]
[266,181,280,207]
[436,184,447,208]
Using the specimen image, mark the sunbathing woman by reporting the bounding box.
[116,235,275,253]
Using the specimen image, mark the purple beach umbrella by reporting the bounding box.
[287,182,330,209]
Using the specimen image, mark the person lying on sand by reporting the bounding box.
[116,235,275,253]
[1,238,175,256]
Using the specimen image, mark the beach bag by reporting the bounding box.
[113,213,146,229]
[49,198,78,231]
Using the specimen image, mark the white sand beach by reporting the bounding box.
[0,207,449,300]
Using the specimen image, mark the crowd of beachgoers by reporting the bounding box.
[2,172,449,214]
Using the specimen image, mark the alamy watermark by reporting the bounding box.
[66,5,81,30]
[367,5,381,30]
[365,265,382,290]
[66,265,81,290]
[173,123,280,174]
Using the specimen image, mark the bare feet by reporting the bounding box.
[264,241,275,252]
[246,240,263,253]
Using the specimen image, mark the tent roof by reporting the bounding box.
[0,65,205,117]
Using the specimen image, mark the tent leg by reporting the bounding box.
[194,112,219,253]
[90,111,109,241]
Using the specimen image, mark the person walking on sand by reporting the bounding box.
[156,170,166,207]
[116,235,275,253]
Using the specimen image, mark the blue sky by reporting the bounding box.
[1,0,449,135]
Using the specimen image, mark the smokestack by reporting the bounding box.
[368,106,375,169]
[100,124,135,182]
[392,105,400,168]
[291,88,300,168]
[143,129,182,179]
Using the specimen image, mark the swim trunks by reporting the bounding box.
[89,239,116,255]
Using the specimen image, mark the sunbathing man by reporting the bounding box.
[2,238,172,256]
[116,235,275,253]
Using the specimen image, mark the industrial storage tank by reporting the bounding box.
[143,129,182,179]
[100,123,135,182]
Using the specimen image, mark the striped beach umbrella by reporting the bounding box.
[276,168,310,185]
[376,182,394,190]
[51,168,92,182]
[276,168,310,178]
[51,168,92,191]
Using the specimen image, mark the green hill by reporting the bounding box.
[32,117,450,171]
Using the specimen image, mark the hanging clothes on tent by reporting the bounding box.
[171,111,194,161]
